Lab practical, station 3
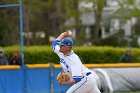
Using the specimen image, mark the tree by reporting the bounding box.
[110,0,140,47]
[0,0,20,46]
[90,0,106,45]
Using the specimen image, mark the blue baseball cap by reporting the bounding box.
[58,37,73,47]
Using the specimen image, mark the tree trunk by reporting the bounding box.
[91,0,106,45]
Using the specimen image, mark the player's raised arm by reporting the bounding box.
[56,30,72,41]
[52,30,72,54]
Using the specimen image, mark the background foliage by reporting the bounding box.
[1,0,140,64]
[0,0,140,47]
[2,46,140,64]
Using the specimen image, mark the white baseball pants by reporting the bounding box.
[66,74,101,93]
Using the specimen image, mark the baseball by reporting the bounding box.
[68,30,72,36]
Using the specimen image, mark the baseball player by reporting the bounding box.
[52,31,101,93]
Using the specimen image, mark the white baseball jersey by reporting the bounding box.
[52,40,90,78]
[52,40,101,93]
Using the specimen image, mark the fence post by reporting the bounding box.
[49,63,54,93]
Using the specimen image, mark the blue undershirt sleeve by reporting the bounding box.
[52,40,60,49]
[73,77,82,83]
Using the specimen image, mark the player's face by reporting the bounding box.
[59,45,71,54]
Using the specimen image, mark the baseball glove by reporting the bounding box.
[57,72,70,84]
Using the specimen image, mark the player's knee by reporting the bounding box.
[66,90,71,93]
[66,89,74,93]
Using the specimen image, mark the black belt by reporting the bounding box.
[86,72,91,76]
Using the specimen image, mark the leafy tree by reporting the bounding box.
[111,0,140,47]
[0,0,20,46]
[91,0,106,45]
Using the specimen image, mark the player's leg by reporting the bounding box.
[66,74,101,93]
[89,85,101,93]
[88,74,101,93]
[66,77,90,93]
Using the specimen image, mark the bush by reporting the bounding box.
[2,45,140,64]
